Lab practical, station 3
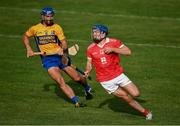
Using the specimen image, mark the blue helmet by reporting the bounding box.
[41,7,55,16]
[92,24,108,35]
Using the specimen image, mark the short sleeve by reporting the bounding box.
[114,40,124,48]
[25,26,35,37]
[86,48,92,59]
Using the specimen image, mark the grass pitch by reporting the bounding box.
[0,0,180,125]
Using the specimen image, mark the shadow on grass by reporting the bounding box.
[42,80,87,103]
[98,97,147,117]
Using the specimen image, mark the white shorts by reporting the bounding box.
[100,73,132,94]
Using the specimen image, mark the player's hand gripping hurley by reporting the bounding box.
[32,44,79,56]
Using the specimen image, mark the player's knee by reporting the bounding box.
[72,76,81,82]
[120,95,132,103]
[132,91,140,97]
[56,78,66,86]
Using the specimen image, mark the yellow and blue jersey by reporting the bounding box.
[25,23,65,54]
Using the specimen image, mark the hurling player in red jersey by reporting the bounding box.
[85,24,152,120]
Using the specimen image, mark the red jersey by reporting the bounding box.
[87,38,124,82]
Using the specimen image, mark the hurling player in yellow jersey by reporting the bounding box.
[22,7,92,107]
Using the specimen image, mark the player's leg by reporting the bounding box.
[115,73,140,97]
[112,88,152,120]
[122,82,140,97]
[119,74,152,120]
[63,66,81,81]
[63,66,93,100]
[101,78,145,113]
[100,74,152,120]
[47,67,85,107]
[113,87,145,113]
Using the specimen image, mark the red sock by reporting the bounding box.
[143,109,150,116]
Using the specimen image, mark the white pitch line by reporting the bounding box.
[127,43,180,49]
[0,34,179,49]
[0,34,21,39]
[0,6,180,21]
[69,39,180,49]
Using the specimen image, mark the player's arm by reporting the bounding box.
[84,57,93,78]
[22,33,34,57]
[56,25,68,55]
[61,39,68,52]
[104,45,132,56]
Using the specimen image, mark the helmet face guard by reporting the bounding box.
[41,7,55,26]
[92,24,108,43]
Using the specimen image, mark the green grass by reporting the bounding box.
[0,0,180,125]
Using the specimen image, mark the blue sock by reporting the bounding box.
[85,84,91,93]
[71,96,79,104]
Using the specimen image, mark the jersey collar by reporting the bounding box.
[97,38,110,48]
